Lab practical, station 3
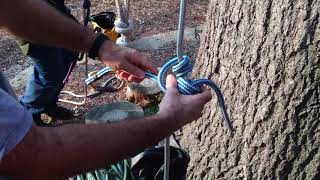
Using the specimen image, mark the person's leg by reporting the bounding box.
[51,48,78,103]
[20,44,78,121]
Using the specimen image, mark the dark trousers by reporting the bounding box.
[20,44,77,115]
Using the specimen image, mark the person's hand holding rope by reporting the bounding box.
[97,41,158,83]
[158,74,212,127]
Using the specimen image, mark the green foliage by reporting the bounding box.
[72,101,160,180]
[143,103,159,116]
[72,160,133,180]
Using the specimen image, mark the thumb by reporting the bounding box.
[166,74,178,90]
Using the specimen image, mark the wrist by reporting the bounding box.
[84,30,98,53]
[88,33,109,59]
[97,39,115,60]
[156,111,182,130]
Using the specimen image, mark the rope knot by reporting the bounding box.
[172,56,192,78]
[114,19,134,35]
[171,56,201,95]
[114,19,134,46]
[155,56,199,95]
[145,55,234,132]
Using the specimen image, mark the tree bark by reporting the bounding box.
[180,0,320,179]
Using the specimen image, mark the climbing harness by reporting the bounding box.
[114,0,134,46]
[60,68,125,100]
[85,67,125,92]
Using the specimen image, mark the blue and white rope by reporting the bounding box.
[88,55,235,132]
[146,55,234,133]
[85,67,113,85]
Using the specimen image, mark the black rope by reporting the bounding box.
[82,0,91,26]
[77,0,91,61]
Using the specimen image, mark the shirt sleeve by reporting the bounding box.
[0,88,33,161]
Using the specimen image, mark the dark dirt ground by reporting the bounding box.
[0,0,208,125]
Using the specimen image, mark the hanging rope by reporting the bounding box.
[177,0,186,62]
[114,0,134,46]
[164,0,186,177]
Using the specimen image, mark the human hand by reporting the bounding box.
[158,74,212,127]
[97,41,158,82]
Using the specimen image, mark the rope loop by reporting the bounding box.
[156,56,201,95]
[172,56,192,78]
[114,19,133,46]
[146,55,234,133]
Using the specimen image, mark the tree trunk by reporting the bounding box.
[180,0,320,179]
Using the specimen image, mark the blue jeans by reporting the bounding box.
[20,44,78,115]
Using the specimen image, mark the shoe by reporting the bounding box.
[44,104,74,120]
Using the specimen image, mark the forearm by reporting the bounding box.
[0,0,96,53]
[0,114,179,179]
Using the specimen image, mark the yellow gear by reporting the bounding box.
[90,12,119,42]
[91,21,119,42]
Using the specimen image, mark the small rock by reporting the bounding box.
[85,101,144,124]
[126,78,162,108]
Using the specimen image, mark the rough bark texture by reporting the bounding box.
[180,0,320,179]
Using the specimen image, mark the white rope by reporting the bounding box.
[164,137,170,180]
[60,91,87,98]
[177,0,187,62]
[164,0,187,179]
[114,0,133,47]
[58,54,89,105]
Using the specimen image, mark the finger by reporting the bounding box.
[201,85,209,92]
[119,71,130,81]
[128,75,144,83]
[115,70,121,79]
[185,89,212,104]
[198,89,212,102]
[166,74,178,90]
[128,50,158,74]
[120,61,145,78]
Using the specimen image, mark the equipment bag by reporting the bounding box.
[72,145,189,180]
[131,146,190,180]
